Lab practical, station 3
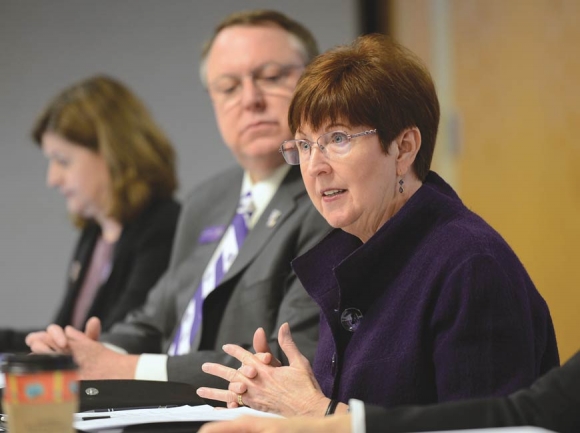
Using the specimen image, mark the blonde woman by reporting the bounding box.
[0,75,180,352]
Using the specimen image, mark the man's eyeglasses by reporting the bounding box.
[279,129,377,165]
[208,62,304,106]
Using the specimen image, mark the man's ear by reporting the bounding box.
[396,127,421,176]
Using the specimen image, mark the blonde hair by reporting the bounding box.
[32,75,178,226]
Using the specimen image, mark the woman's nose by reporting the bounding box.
[46,162,62,188]
[304,145,330,177]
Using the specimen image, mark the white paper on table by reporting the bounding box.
[425,428,556,433]
[74,404,283,431]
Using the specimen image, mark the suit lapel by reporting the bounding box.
[216,166,304,288]
[58,225,100,327]
[178,166,305,351]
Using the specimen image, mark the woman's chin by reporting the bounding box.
[323,215,351,231]
[66,204,81,216]
[68,205,92,220]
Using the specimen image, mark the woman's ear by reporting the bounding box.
[396,127,421,176]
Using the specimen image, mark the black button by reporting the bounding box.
[340,308,363,332]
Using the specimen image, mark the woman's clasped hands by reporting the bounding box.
[196,323,330,417]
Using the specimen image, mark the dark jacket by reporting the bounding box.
[0,198,180,352]
[293,171,559,408]
[366,350,580,433]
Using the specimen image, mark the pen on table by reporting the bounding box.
[81,415,111,421]
[84,404,178,413]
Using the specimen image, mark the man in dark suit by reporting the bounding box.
[198,350,580,433]
[26,10,329,387]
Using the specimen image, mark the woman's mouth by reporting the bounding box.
[322,189,346,197]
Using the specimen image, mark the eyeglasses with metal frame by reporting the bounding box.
[279,129,378,165]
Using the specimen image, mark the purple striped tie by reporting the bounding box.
[169,191,253,355]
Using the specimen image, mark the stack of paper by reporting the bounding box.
[74,405,283,431]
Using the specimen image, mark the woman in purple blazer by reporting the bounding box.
[197,34,559,418]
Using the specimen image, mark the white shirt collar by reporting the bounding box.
[241,165,291,228]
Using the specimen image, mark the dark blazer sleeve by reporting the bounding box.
[0,199,180,353]
[0,227,99,353]
[0,329,35,353]
[429,253,559,401]
[365,351,580,433]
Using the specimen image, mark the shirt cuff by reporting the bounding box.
[134,354,169,381]
[348,399,366,433]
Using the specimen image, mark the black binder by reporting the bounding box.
[79,379,204,412]
[0,379,204,413]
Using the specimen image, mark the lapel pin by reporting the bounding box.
[266,209,282,228]
[69,261,81,283]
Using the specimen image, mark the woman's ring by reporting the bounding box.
[237,394,245,406]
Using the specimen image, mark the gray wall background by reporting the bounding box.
[0,0,357,329]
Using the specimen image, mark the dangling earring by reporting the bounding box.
[398,178,404,194]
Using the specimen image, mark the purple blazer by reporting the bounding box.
[293,171,559,408]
